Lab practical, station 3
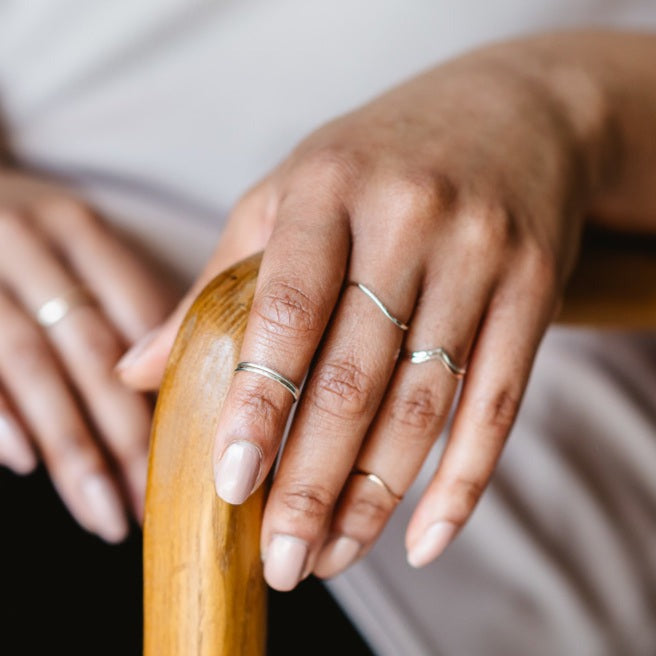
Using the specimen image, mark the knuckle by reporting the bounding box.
[462,206,515,255]
[10,336,52,378]
[280,482,334,521]
[253,279,322,339]
[232,380,286,427]
[387,172,457,225]
[445,476,486,515]
[471,387,521,433]
[295,146,357,192]
[310,358,374,419]
[0,210,31,241]
[77,319,122,368]
[389,385,447,434]
[349,494,390,525]
[521,243,559,289]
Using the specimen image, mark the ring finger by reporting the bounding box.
[313,263,495,577]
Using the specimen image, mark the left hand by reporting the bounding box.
[119,41,609,588]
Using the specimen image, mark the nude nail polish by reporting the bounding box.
[407,521,458,568]
[214,441,261,504]
[264,534,308,591]
[81,474,129,543]
[314,536,361,578]
[0,414,37,474]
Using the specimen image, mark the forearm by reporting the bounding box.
[477,30,656,232]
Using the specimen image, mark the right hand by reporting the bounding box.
[0,171,179,542]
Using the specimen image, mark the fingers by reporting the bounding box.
[312,265,492,578]
[116,182,277,390]
[211,190,351,513]
[0,291,129,542]
[0,213,150,521]
[32,198,176,342]
[405,259,557,567]
[0,391,37,475]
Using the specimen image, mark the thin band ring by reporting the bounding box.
[35,286,94,328]
[234,361,300,401]
[348,282,409,331]
[407,347,467,379]
[351,468,403,503]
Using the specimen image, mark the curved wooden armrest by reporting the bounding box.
[144,233,656,655]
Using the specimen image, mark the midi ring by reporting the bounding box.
[351,468,403,503]
[35,286,94,328]
[407,347,467,379]
[234,361,300,402]
[348,282,409,331]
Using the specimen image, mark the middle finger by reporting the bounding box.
[260,259,419,590]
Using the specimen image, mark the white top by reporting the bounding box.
[1,2,655,653]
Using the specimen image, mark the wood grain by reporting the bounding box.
[144,253,265,656]
[143,234,656,655]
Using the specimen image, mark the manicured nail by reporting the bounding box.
[115,327,160,372]
[407,521,458,568]
[81,474,129,543]
[264,534,309,591]
[314,536,360,578]
[214,441,261,504]
[0,414,37,474]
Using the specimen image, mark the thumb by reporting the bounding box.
[116,185,274,390]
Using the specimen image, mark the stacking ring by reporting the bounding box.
[234,361,300,401]
[348,282,409,331]
[351,468,403,503]
[35,286,94,328]
[407,347,467,379]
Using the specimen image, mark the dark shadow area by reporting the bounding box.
[0,467,371,655]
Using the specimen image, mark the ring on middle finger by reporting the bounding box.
[348,282,409,331]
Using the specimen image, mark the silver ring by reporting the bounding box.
[407,347,467,379]
[351,468,403,502]
[35,287,94,328]
[234,362,300,401]
[348,282,409,331]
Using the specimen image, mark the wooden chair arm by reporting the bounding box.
[143,232,656,655]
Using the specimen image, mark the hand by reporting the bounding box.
[0,171,178,541]
[120,42,610,586]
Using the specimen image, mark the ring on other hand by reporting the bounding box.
[234,361,300,401]
[35,286,94,328]
[348,282,409,331]
[351,468,403,503]
[407,346,467,379]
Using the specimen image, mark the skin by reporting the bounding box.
[0,171,179,541]
[111,30,655,588]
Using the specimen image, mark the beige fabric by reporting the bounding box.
[328,328,656,654]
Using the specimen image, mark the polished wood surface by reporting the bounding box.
[143,234,656,655]
[144,253,265,656]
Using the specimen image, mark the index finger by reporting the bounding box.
[212,189,350,504]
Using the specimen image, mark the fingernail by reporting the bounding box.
[115,327,160,372]
[214,441,261,504]
[314,536,360,578]
[407,521,458,568]
[0,414,37,474]
[81,474,129,543]
[263,534,309,591]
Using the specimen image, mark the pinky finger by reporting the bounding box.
[0,393,37,475]
[405,271,558,568]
